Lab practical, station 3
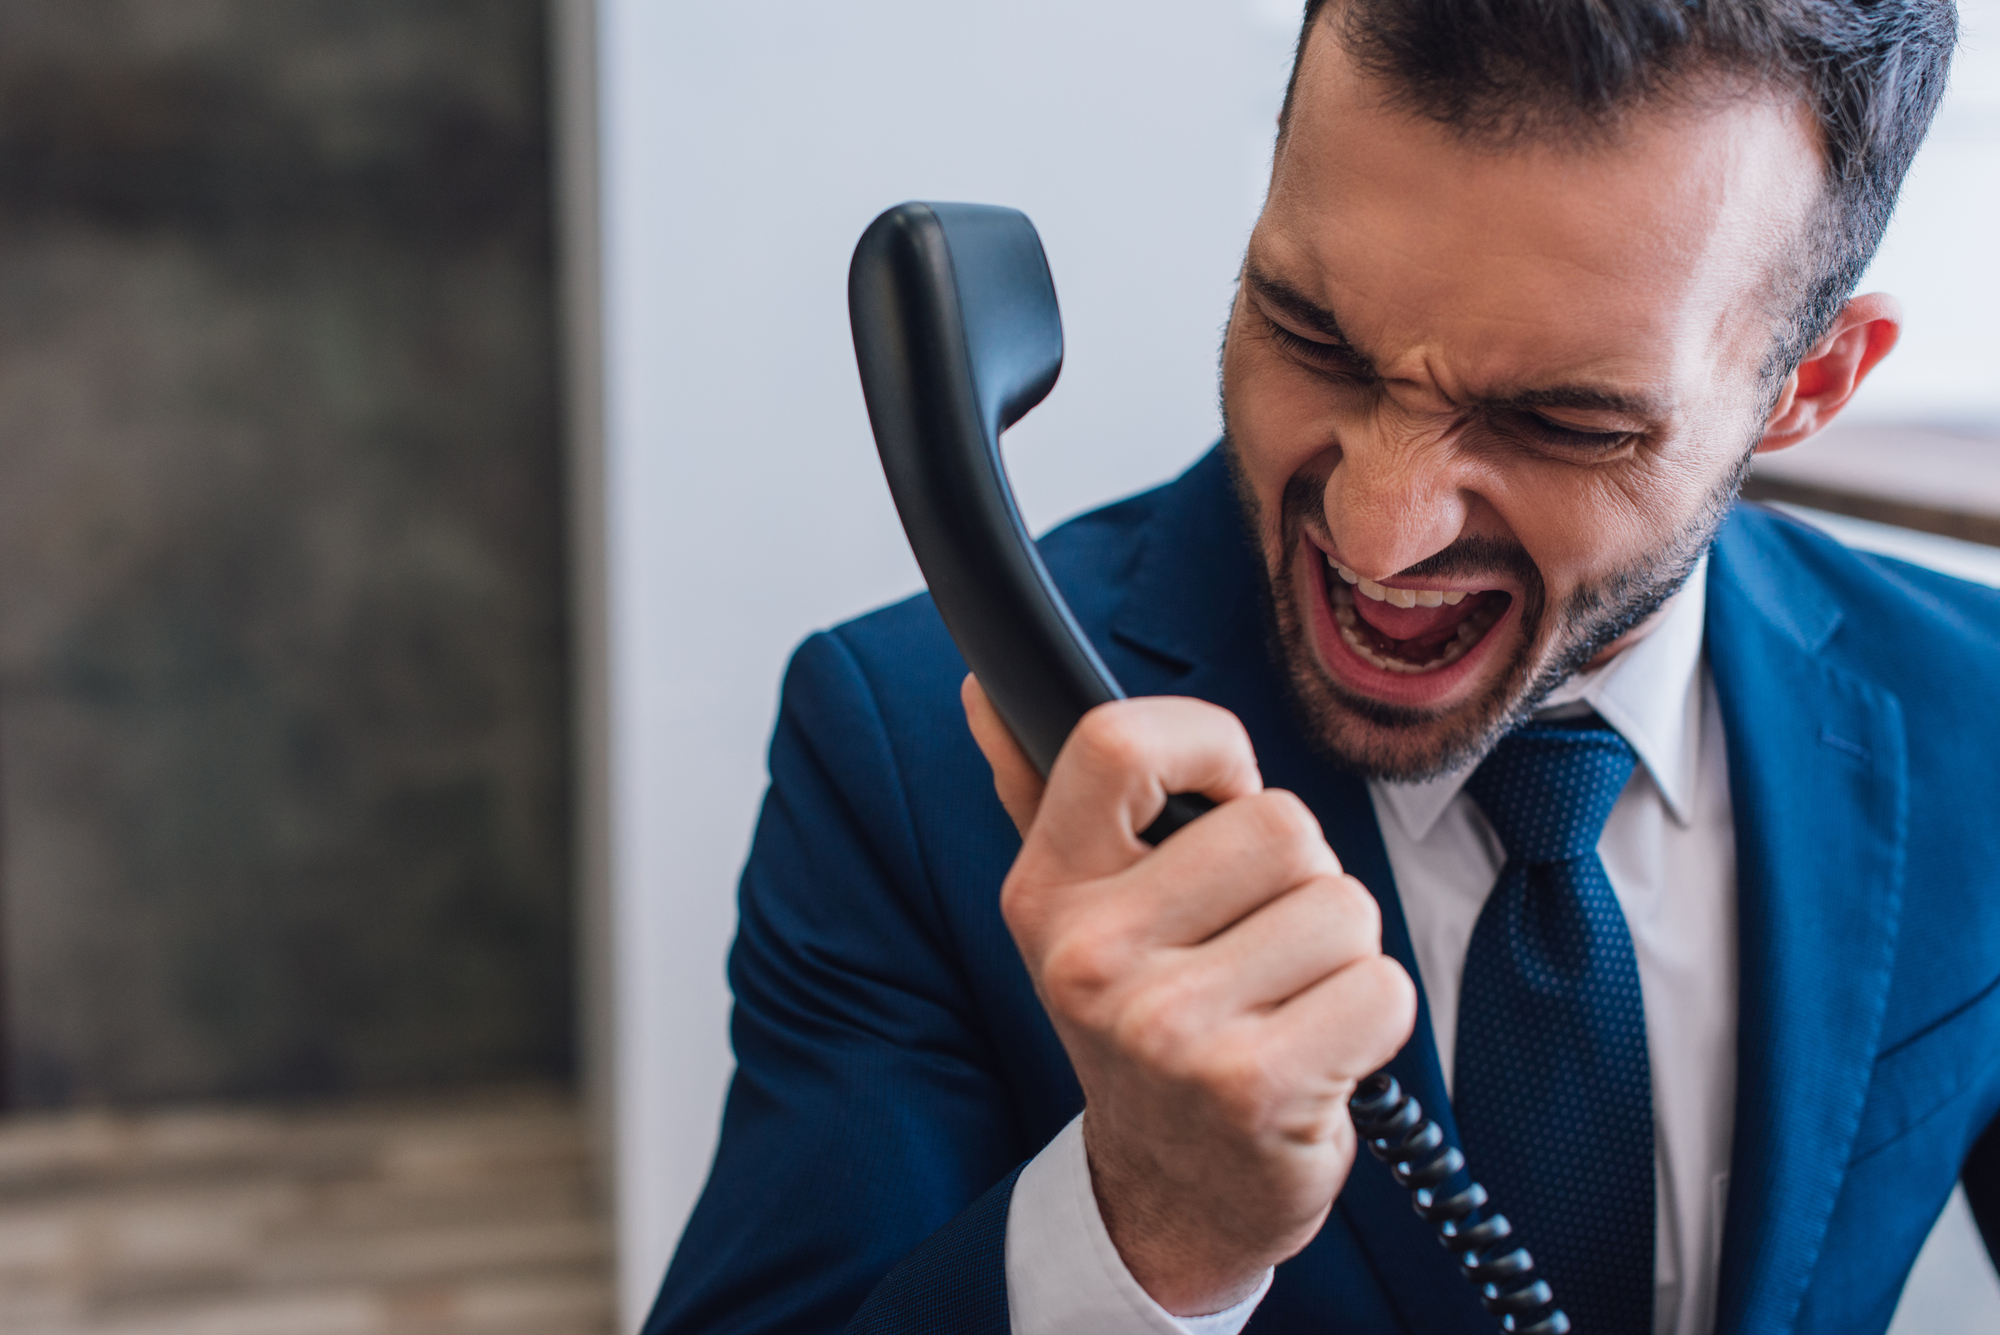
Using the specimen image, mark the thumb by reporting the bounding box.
[962,674,1045,836]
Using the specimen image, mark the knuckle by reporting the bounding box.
[997,871,1034,926]
[1200,703,1257,763]
[1322,873,1382,940]
[1242,790,1329,872]
[1039,922,1128,1005]
[1112,977,1207,1073]
[1289,878,1366,956]
[1069,704,1152,778]
[998,867,1068,940]
[1354,956,1419,1033]
[1253,787,1315,834]
[1282,880,1383,982]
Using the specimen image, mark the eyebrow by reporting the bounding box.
[1244,267,1377,379]
[1503,385,1663,418]
[1242,263,1669,422]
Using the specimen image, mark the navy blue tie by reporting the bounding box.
[1454,718,1654,1335]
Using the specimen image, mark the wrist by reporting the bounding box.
[1082,1113,1321,1316]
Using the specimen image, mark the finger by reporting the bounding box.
[963,674,1044,835]
[1258,954,1418,1085]
[1179,872,1382,1011]
[1084,788,1343,948]
[1029,697,1263,881]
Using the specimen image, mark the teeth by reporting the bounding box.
[1336,616,1478,674]
[1325,580,1505,676]
[1327,556,1481,614]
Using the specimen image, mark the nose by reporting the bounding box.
[1322,418,1474,582]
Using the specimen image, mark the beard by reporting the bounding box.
[1222,434,1752,783]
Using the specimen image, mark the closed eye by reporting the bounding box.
[1501,409,1635,451]
[1264,317,1376,382]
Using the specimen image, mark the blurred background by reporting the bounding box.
[0,2,593,1332]
[0,0,569,1121]
[0,2,1989,1333]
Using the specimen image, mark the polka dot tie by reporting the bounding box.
[1456,717,1654,1335]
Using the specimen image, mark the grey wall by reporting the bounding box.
[0,1,571,1107]
[1844,0,2000,423]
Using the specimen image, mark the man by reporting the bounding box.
[648,0,1999,1332]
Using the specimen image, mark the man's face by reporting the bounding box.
[1224,26,1827,780]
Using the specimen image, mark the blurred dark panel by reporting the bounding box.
[0,0,570,1106]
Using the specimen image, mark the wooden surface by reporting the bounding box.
[1745,422,2000,546]
[0,1087,612,1335]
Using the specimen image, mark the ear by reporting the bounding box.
[1756,292,1902,454]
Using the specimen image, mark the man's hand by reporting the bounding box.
[963,676,1417,1317]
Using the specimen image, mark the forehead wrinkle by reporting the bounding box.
[1272,62,1819,380]
[1251,234,1682,423]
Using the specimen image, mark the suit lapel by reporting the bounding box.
[1706,512,1910,1335]
[1105,450,1494,1334]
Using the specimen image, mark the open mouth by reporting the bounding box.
[1322,556,1511,676]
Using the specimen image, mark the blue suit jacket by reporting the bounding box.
[647,447,2000,1335]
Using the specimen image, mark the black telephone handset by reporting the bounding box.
[849,202,1568,1335]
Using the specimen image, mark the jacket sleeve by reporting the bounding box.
[642,630,1026,1335]
[1964,1113,2000,1269]
[847,1165,1022,1335]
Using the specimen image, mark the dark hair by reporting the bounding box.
[1281,0,1958,371]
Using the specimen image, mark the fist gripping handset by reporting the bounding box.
[848,202,1568,1335]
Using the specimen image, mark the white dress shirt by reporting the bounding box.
[1007,558,1739,1335]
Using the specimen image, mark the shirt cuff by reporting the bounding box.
[1004,1113,1274,1335]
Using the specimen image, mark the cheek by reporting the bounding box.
[1614,422,1750,542]
[1504,445,1727,591]
[1222,335,1349,538]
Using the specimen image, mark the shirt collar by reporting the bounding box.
[1372,552,1709,842]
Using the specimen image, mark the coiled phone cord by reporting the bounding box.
[1348,1074,1571,1335]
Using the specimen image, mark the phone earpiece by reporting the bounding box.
[851,202,1117,777]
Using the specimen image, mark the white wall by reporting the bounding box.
[587,3,1999,1328]
[595,2,1299,1325]
[1845,0,2000,423]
